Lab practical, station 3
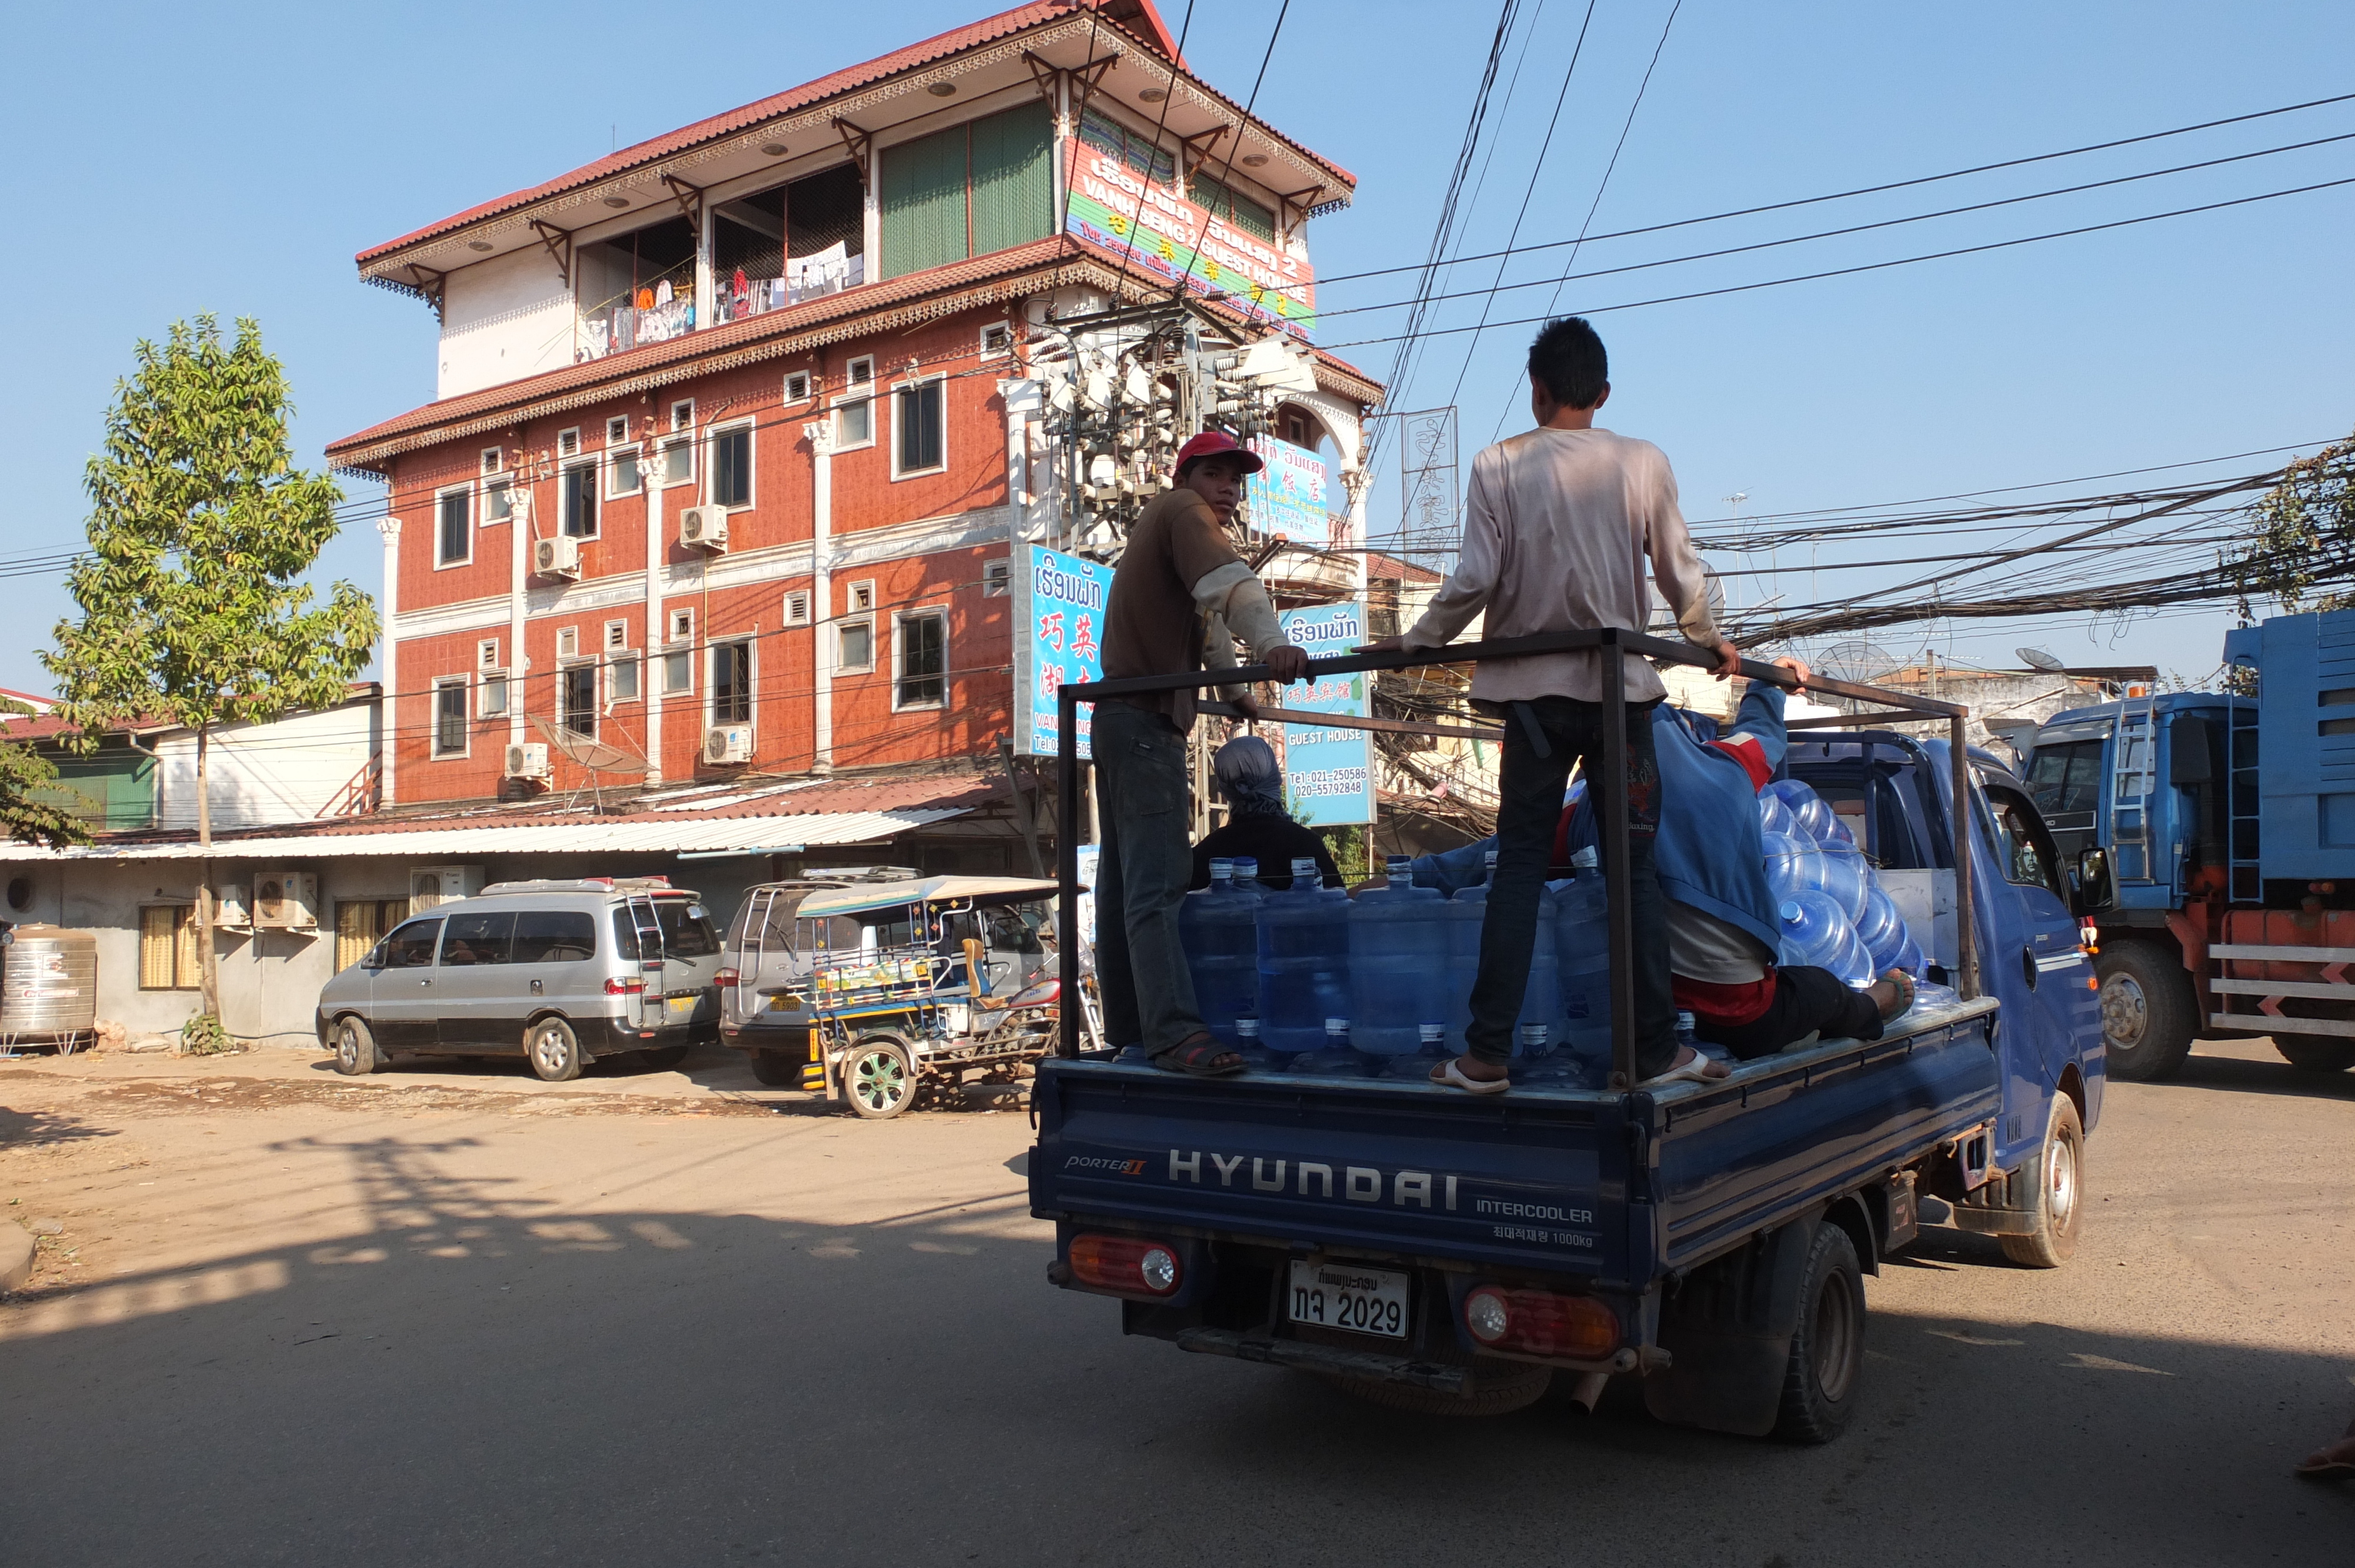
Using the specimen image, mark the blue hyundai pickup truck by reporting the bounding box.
[1031,635,2103,1442]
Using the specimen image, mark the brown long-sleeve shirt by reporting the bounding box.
[1101,488,1287,729]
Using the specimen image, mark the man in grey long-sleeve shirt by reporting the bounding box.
[1372,316,1737,1092]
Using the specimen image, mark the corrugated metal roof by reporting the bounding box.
[0,808,968,863]
[797,875,1060,915]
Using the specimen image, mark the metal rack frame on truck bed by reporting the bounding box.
[1034,630,2101,1443]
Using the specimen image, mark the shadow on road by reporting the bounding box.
[2172,1044,2355,1102]
[0,1103,118,1152]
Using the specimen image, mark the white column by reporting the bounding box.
[508,483,531,765]
[644,442,666,785]
[805,418,835,773]
[694,201,715,333]
[376,514,401,808]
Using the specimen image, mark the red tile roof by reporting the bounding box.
[354,2,1343,271]
[326,233,1383,469]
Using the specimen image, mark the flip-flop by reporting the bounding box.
[2294,1451,2355,1481]
[1879,969,1917,1019]
[1151,1035,1245,1077]
[1428,1059,1510,1095]
[1641,1048,1729,1088]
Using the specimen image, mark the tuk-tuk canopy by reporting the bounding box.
[792,876,1060,921]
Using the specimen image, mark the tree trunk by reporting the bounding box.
[195,723,220,1027]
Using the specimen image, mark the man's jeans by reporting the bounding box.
[1467,696,1677,1078]
[1092,701,1208,1054]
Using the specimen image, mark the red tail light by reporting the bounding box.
[1462,1286,1617,1360]
[715,968,741,989]
[1067,1233,1182,1297]
[602,976,645,996]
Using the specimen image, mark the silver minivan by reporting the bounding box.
[314,878,725,1081]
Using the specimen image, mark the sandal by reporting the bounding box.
[1878,969,1917,1020]
[1428,1058,1510,1096]
[1152,1034,1245,1077]
[1641,1047,1731,1088]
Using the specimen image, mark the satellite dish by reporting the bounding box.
[2017,647,2067,673]
[529,714,650,775]
[1814,640,1902,685]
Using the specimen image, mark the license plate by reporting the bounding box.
[666,995,696,1017]
[1287,1260,1409,1339]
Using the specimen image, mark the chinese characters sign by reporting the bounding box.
[1063,142,1318,338]
[1013,544,1115,759]
[1246,436,1331,544]
[1275,602,1372,828]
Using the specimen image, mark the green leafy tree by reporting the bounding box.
[43,316,378,1029]
[2228,431,2355,618]
[0,697,89,852]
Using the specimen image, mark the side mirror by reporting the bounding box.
[2077,847,2115,913]
[2168,715,2214,785]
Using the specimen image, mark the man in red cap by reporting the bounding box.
[1094,431,1309,1075]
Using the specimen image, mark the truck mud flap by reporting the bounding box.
[1173,1327,1470,1394]
[1644,1207,1820,1438]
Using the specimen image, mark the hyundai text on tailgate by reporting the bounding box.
[1030,631,2103,1441]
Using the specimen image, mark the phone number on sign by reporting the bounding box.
[1289,768,1368,798]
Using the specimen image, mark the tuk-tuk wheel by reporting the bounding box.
[844,1038,916,1119]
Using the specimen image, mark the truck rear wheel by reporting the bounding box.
[1327,1357,1553,1417]
[843,1038,916,1119]
[2096,941,2195,1081]
[2001,1094,2084,1268]
[1773,1222,1865,1444]
[2275,1038,2355,1072]
[749,1049,799,1086]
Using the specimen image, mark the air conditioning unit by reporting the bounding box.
[213,883,252,931]
[252,871,320,931]
[704,725,754,765]
[533,534,582,580]
[504,742,550,781]
[678,506,729,552]
[409,865,486,914]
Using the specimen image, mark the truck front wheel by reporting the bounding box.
[1773,1222,1865,1444]
[2001,1094,2085,1268]
[2275,1038,2355,1072]
[2095,941,2195,1081]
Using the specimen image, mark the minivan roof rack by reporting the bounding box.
[476,876,692,897]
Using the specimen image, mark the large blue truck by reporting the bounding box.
[1032,632,2103,1441]
[2022,607,2355,1080]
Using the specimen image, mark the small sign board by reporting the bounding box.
[1012,545,1115,759]
[1275,602,1373,828]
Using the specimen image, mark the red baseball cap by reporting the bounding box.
[1174,430,1264,476]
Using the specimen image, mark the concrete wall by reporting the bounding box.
[437,247,578,399]
[154,703,378,831]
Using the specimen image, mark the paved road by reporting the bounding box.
[2,1039,2350,1566]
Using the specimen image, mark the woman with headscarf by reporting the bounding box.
[1188,735,1344,892]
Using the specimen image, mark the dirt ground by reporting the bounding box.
[2,1035,2350,1567]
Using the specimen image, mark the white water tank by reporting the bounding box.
[2,925,98,1040]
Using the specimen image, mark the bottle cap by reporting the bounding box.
[1233,858,1258,878]
[1419,1022,1445,1043]
[1208,858,1233,881]
[1484,849,1500,869]
[1236,1016,1260,1038]
[1518,1022,1547,1045]
[1325,1018,1348,1035]
[1387,855,1413,876]
[1779,900,1802,922]
[1292,858,1318,878]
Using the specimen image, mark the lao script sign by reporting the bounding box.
[1013,545,1115,759]
[1063,142,1318,338]
[1246,436,1331,544]
[1275,602,1373,828]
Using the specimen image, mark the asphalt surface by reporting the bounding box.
[1,1037,2350,1566]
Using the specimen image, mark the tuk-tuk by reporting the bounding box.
[721,875,1067,1118]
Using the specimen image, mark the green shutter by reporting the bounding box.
[969,102,1054,257]
[1189,172,1277,244]
[880,125,970,280]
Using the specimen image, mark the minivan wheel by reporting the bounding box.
[526,1017,584,1082]
[333,1015,382,1077]
[749,1050,798,1087]
[843,1039,916,1119]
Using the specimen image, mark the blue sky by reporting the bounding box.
[5,0,2350,695]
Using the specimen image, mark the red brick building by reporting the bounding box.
[327,0,1381,833]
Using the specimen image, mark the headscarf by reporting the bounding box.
[1213,735,1289,817]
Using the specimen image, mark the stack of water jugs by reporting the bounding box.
[1176,779,1932,1085]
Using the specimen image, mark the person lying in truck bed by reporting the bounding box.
[1409,655,1912,1061]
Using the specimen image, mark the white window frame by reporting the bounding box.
[670,398,695,433]
[660,647,695,696]
[783,589,811,626]
[433,483,474,569]
[889,373,948,480]
[707,637,756,732]
[836,616,875,675]
[606,416,631,445]
[556,660,601,737]
[607,650,641,707]
[891,607,950,712]
[559,459,600,539]
[845,580,875,614]
[605,443,644,500]
[604,620,629,651]
[557,426,582,459]
[480,446,505,476]
[477,637,501,671]
[431,676,472,758]
[834,356,877,451]
[707,419,756,511]
[979,322,1013,361]
[667,607,695,643]
[657,434,696,490]
[479,669,510,719]
[555,626,580,659]
[983,559,1011,597]
[782,370,813,404]
[481,476,513,526]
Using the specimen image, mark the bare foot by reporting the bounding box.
[2296,1431,2355,1479]
[1872,969,1916,1021]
